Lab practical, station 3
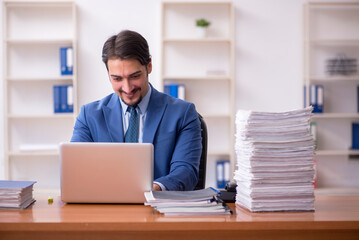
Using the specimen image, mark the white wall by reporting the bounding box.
[235,0,303,112]
[1,0,359,188]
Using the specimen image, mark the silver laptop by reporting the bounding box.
[60,142,153,204]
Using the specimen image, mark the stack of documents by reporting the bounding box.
[144,187,232,216]
[234,107,315,212]
[0,180,36,209]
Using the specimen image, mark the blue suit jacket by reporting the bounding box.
[70,86,202,191]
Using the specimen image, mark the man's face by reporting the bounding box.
[108,58,152,106]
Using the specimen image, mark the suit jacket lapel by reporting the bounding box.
[102,93,124,142]
[143,86,167,143]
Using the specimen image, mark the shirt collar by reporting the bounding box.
[119,84,152,115]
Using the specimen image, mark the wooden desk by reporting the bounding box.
[0,195,358,240]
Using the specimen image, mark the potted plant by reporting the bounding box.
[195,18,211,38]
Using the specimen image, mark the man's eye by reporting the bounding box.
[130,75,140,79]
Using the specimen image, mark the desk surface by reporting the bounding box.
[1,195,359,240]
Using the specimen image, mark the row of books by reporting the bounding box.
[306,85,359,114]
[53,85,73,113]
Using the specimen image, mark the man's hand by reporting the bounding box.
[152,183,162,191]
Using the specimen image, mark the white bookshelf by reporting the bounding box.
[303,2,359,192]
[161,2,235,188]
[2,1,77,189]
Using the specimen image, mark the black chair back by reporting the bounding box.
[194,113,208,190]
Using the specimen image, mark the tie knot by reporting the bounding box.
[128,106,137,113]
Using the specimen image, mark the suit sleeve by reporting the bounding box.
[155,103,202,191]
[70,105,94,142]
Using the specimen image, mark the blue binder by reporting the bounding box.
[164,84,186,100]
[53,85,73,113]
[216,161,225,189]
[60,47,73,75]
[216,160,230,189]
[310,85,324,113]
[164,84,178,98]
[66,85,74,113]
[53,85,61,113]
[60,86,68,112]
[352,123,359,150]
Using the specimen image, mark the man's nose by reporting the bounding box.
[122,79,132,93]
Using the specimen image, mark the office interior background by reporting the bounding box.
[1,0,359,193]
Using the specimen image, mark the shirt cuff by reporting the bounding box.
[154,181,167,191]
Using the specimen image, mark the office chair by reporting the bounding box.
[194,113,208,190]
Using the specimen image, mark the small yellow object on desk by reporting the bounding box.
[48,196,53,204]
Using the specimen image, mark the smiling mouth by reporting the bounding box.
[122,88,139,98]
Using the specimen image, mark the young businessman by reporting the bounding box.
[71,30,202,191]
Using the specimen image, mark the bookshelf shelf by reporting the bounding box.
[9,151,59,157]
[312,113,359,119]
[163,38,232,43]
[6,39,74,45]
[8,114,75,119]
[308,39,359,45]
[164,76,230,81]
[308,75,359,82]
[202,113,231,119]
[2,1,77,189]
[316,150,359,156]
[161,1,235,188]
[315,187,359,196]
[208,150,232,156]
[7,76,74,82]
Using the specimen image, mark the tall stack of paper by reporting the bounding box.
[234,107,315,212]
[0,180,36,209]
[144,188,232,216]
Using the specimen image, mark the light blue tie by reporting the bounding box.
[125,106,138,143]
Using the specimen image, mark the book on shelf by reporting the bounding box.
[326,54,357,76]
[144,187,232,216]
[53,84,73,113]
[310,84,323,113]
[164,84,185,100]
[60,47,73,75]
[216,160,230,189]
[0,180,36,209]
[352,123,359,150]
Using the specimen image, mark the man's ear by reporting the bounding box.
[146,59,152,74]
